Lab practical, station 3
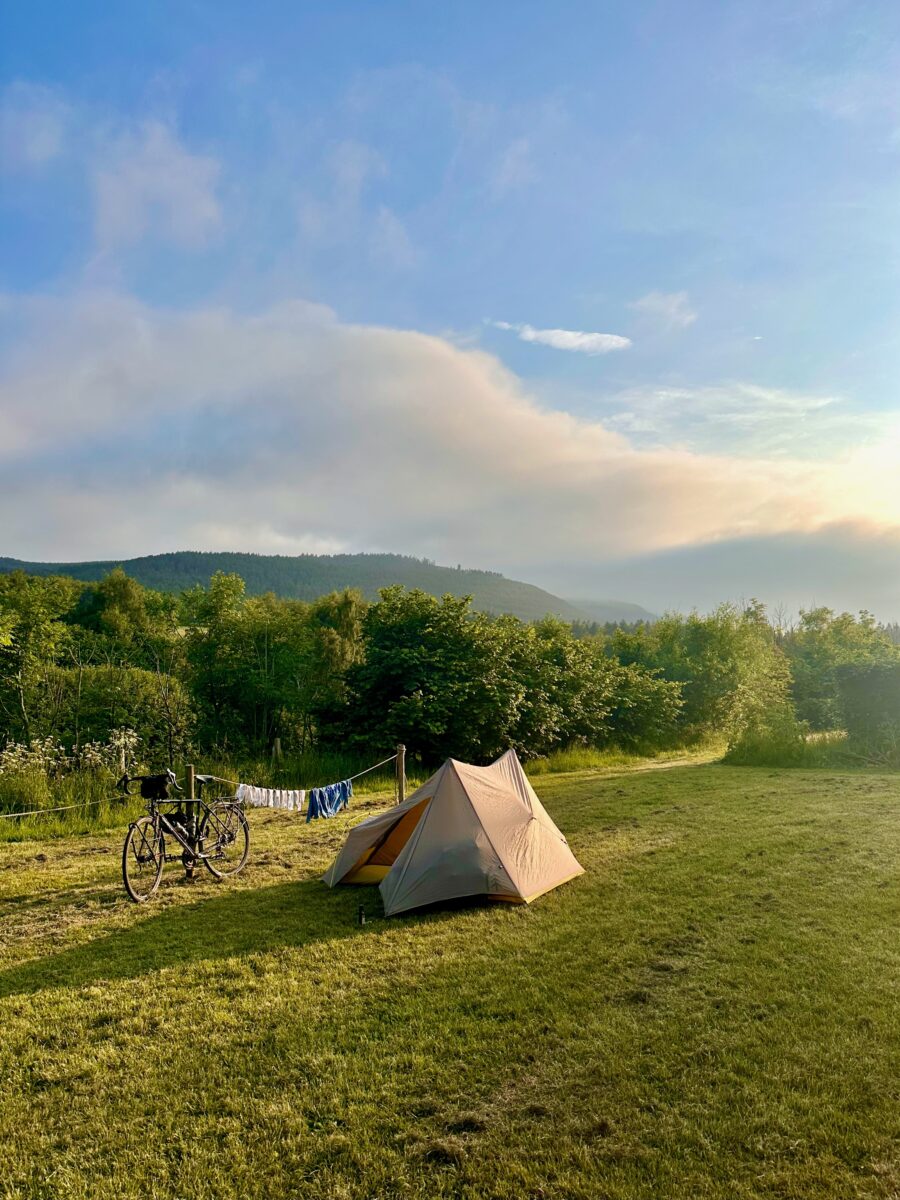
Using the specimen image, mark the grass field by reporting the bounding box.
[0,761,898,1199]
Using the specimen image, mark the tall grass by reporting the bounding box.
[723,729,862,768]
[526,739,724,776]
[0,747,416,844]
[0,770,144,843]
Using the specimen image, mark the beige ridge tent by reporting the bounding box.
[323,749,584,916]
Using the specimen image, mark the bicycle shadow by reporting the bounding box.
[0,877,390,999]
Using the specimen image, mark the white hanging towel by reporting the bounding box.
[237,784,305,813]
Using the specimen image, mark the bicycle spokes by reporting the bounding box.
[122,816,164,903]
[203,802,250,879]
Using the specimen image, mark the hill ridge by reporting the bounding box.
[0,551,655,625]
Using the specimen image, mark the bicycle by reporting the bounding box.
[120,771,250,903]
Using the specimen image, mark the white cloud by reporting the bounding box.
[492,320,631,355]
[0,82,69,171]
[2,294,899,582]
[93,121,222,252]
[628,290,697,331]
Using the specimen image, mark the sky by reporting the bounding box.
[2,0,900,616]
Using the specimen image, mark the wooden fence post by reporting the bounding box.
[185,762,196,880]
[396,744,406,806]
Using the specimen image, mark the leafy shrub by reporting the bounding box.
[836,662,900,739]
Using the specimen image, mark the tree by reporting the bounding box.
[182,573,366,753]
[783,608,899,730]
[323,590,684,762]
[609,601,800,745]
[324,588,526,761]
[34,664,193,766]
[0,572,81,741]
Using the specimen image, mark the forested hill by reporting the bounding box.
[0,551,636,623]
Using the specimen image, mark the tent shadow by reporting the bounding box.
[0,878,383,1000]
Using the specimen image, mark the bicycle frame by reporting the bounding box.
[151,797,238,862]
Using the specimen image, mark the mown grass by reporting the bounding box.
[0,762,898,1199]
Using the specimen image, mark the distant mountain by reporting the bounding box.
[565,598,657,625]
[0,551,595,624]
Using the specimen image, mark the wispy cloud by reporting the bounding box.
[489,137,537,198]
[370,205,418,270]
[628,291,697,332]
[296,139,419,270]
[0,82,70,171]
[492,320,631,355]
[600,382,887,460]
[93,120,222,253]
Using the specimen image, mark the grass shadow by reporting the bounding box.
[0,878,386,999]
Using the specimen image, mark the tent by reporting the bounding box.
[323,749,584,916]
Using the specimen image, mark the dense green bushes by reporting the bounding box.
[318,589,682,761]
[608,601,803,753]
[2,566,898,782]
[783,608,898,730]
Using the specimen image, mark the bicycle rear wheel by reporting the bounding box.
[203,802,250,879]
[122,816,164,902]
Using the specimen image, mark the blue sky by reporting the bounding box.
[2,2,900,614]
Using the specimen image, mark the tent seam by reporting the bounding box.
[380,761,446,912]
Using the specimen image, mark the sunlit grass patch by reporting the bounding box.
[527,740,723,775]
[0,763,898,1198]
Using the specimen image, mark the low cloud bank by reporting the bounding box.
[1,293,898,614]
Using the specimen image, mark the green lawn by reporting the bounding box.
[0,763,898,1199]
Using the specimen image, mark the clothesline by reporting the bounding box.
[233,750,403,819]
[205,752,400,793]
[346,752,401,784]
[0,751,403,823]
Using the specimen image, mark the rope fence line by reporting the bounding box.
[0,749,405,822]
[0,796,114,821]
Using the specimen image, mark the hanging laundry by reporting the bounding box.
[236,784,305,812]
[306,779,353,822]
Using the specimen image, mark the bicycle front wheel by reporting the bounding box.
[122,816,164,902]
[203,802,250,879]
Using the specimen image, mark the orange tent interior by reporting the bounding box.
[340,798,430,883]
